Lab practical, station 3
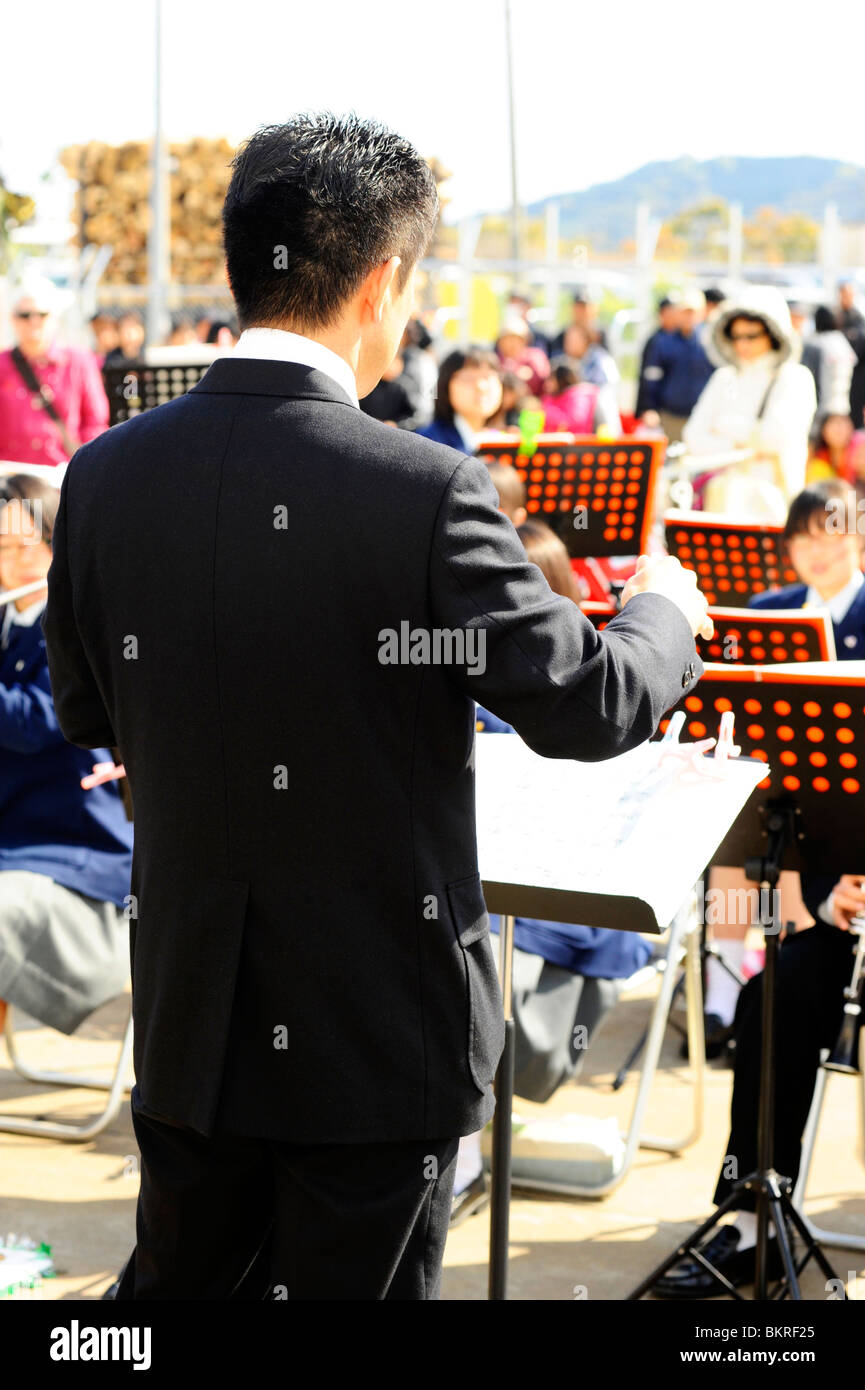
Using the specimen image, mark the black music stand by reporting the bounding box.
[474,730,767,1300]
[102,359,213,425]
[632,664,865,1300]
[664,510,798,608]
[479,435,661,561]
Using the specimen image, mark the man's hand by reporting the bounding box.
[621,554,713,641]
[828,875,865,931]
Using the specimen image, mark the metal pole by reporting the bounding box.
[489,913,515,1300]
[728,202,743,289]
[147,0,169,348]
[503,0,521,269]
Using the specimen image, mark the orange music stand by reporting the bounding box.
[664,510,798,607]
[479,435,663,561]
[659,664,865,874]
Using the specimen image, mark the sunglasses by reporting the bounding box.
[15,310,50,321]
[729,329,768,342]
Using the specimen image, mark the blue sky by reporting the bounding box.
[1,0,860,222]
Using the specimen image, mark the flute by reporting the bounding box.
[0,579,48,608]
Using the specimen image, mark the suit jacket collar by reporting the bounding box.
[188,357,357,408]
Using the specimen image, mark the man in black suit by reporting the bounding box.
[43,113,710,1300]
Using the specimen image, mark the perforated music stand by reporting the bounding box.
[478,435,662,561]
[664,510,799,608]
[632,664,865,1300]
[102,360,213,425]
[699,609,835,666]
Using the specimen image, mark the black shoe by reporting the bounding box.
[679,1013,735,1062]
[450,1171,490,1227]
[651,1224,784,1299]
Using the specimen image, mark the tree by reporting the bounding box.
[0,174,35,274]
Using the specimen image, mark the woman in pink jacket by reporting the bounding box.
[0,275,109,467]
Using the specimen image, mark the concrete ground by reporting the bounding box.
[1,974,863,1302]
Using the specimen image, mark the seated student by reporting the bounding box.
[485,370,531,432]
[359,349,416,428]
[454,521,652,1223]
[481,459,527,528]
[415,348,502,453]
[806,413,855,485]
[0,476,133,1041]
[749,477,865,657]
[656,479,865,1296]
[540,357,621,435]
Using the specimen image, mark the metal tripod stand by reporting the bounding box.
[629,802,847,1300]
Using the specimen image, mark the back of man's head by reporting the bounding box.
[223,113,439,334]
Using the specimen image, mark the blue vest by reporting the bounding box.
[0,613,133,907]
[749,579,865,660]
[476,706,652,979]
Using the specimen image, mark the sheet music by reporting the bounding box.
[475,735,767,930]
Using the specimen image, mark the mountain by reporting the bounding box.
[523,156,865,248]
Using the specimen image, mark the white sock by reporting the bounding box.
[705,942,746,1025]
[453,1131,483,1195]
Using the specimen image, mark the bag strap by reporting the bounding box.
[10,347,79,458]
[755,368,780,421]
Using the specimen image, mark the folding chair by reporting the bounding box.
[0,998,134,1141]
[792,1037,865,1255]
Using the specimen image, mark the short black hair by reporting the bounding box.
[783,479,856,541]
[434,348,500,425]
[223,113,439,332]
[814,305,837,334]
[704,287,725,306]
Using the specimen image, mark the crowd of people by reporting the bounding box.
[0,248,863,1299]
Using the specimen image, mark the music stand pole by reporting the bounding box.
[629,798,846,1300]
[489,912,516,1301]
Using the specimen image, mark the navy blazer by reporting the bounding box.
[414,418,469,452]
[749,579,865,660]
[0,612,133,907]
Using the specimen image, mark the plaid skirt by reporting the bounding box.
[0,870,129,1035]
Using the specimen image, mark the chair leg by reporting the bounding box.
[791,1049,865,1255]
[0,1007,134,1142]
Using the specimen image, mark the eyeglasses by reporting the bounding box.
[730,329,768,342]
[14,310,50,321]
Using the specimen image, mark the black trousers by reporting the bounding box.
[115,1088,459,1300]
[713,924,856,1212]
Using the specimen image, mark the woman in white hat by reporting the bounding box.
[682,286,817,518]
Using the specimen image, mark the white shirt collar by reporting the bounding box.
[1,593,45,647]
[232,327,359,408]
[805,569,864,624]
[453,413,480,455]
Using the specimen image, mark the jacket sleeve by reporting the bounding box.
[42,464,117,749]
[0,662,67,755]
[681,369,738,455]
[75,350,110,445]
[429,457,702,760]
[799,871,838,925]
[757,364,817,495]
[639,335,667,414]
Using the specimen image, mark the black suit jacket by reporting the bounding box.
[43,357,702,1142]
